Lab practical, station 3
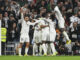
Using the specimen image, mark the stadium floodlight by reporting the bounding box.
[0,20,1,56]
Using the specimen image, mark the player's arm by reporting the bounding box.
[27,20,41,26]
[20,8,24,21]
[54,6,63,17]
[40,25,49,28]
[44,18,52,23]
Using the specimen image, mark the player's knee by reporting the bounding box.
[19,43,23,48]
[26,42,30,47]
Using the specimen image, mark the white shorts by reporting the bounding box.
[20,34,29,43]
[50,31,56,42]
[42,31,50,41]
[33,31,42,43]
[58,19,65,28]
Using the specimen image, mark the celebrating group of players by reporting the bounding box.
[18,5,71,56]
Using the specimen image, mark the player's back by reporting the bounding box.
[48,19,56,32]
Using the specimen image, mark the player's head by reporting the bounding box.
[51,4,57,10]
[42,12,46,18]
[50,13,55,21]
[46,12,52,18]
[24,14,30,21]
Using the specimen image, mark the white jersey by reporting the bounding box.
[33,20,42,43]
[20,13,40,43]
[38,18,50,41]
[39,18,45,32]
[45,18,56,32]
[44,18,56,42]
[21,20,33,35]
[54,6,65,28]
[20,13,39,35]
[44,18,49,32]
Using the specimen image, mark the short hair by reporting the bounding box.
[42,12,46,17]
[24,14,30,18]
[50,14,55,20]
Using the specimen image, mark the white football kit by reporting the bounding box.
[39,18,49,41]
[54,6,65,28]
[33,20,42,43]
[44,18,56,42]
[20,13,39,43]
[44,18,50,42]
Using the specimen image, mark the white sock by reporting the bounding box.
[25,48,29,55]
[50,43,56,54]
[42,43,47,54]
[19,48,21,55]
[33,43,37,55]
[63,31,70,41]
[46,44,48,52]
[39,45,42,55]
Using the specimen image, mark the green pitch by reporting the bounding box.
[0,56,80,60]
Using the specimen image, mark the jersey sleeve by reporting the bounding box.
[27,21,40,26]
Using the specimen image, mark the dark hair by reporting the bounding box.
[42,12,46,17]
[50,14,55,20]
[24,14,30,18]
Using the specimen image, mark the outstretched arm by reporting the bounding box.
[27,20,41,26]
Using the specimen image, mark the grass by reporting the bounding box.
[0,55,80,60]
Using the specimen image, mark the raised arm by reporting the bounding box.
[20,8,24,21]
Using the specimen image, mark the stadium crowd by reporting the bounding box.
[0,0,80,55]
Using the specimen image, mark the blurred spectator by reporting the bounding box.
[3,12,9,29]
[7,14,17,42]
[74,2,80,14]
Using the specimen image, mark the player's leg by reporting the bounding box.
[59,20,71,44]
[60,28,71,44]
[50,32,57,56]
[33,43,38,56]
[47,42,52,55]
[38,31,43,56]
[42,41,47,56]
[18,43,23,56]
[46,33,50,55]
[42,33,47,56]
[24,42,29,56]
[39,43,42,55]
[24,36,30,56]
[50,42,57,56]
[18,37,24,56]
